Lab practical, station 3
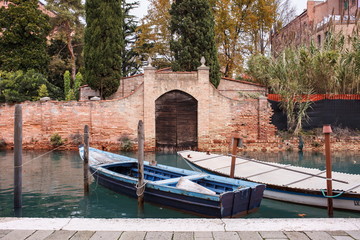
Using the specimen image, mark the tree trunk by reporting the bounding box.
[66,23,76,81]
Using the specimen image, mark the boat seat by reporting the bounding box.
[153,173,209,185]
[131,168,181,181]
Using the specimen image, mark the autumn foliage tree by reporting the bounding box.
[134,0,173,69]
[170,0,220,87]
[274,0,296,30]
[138,0,278,78]
[248,0,276,54]
[214,0,253,77]
[214,0,276,77]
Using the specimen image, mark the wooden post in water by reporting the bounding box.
[14,104,22,211]
[84,125,90,195]
[323,124,333,217]
[230,134,241,178]
[137,120,145,211]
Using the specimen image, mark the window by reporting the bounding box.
[317,34,321,46]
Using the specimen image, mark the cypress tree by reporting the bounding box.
[64,70,71,98]
[170,0,220,87]
[84,0,123,98]
[122,1,141,77]
[0,0,51,74]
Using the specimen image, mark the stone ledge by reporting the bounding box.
[0,218,359,232]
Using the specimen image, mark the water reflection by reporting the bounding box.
[0,149,359,218]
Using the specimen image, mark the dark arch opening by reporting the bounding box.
[155,90,198,151]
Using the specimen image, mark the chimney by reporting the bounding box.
[307,0,316,22]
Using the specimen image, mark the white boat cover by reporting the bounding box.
[178,151,360,194]
[176,177,216,195]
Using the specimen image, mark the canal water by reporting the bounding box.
[0,150,359,218]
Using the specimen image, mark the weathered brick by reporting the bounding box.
[3,68,357,153]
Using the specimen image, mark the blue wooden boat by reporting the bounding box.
[79,147,265,218]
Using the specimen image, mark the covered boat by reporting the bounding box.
[79,147,265,217]
[178,150,360,212]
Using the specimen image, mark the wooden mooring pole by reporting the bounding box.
[14,104,22,212]
[323,124,333,218]
[84,125,90,195]
[230,134,241,178]
[137,120,145,212]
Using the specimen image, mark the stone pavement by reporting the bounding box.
[0,218,359,240]
[1,229,360,240]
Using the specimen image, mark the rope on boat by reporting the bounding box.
[320,189,345,198]
[136,181,147,197]
[92,170,100,191]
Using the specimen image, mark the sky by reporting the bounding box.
[127,0,309,20]
[294,0,308,14]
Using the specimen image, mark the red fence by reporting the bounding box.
[267,94,360,102]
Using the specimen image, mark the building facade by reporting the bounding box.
[0,0,56,17]
[271,0,360,56]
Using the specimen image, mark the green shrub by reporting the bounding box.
[238,91,262,99]
[118,135,133,152]
[65,89,76,101]
[74,72,83,99]
[50,133,64,147]
[37,84,49,99]
[0,70,60,103]
[64,70,71,99]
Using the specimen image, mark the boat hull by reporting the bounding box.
[180,153,360,212]
[264,187,360,212]
[79,146,265,217]
[90,166,264,217]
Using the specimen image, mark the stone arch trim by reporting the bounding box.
[155,90,198,150]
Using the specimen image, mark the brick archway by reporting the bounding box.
[155,90,198,151]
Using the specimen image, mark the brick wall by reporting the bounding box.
[79,75,144,101]
[0,66,279,152]
[217,78,267,100]
[205,93,278,152]
[109,74,144,100]
[0,86,144,151]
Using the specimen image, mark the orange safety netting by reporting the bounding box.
[267,94,360,102]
